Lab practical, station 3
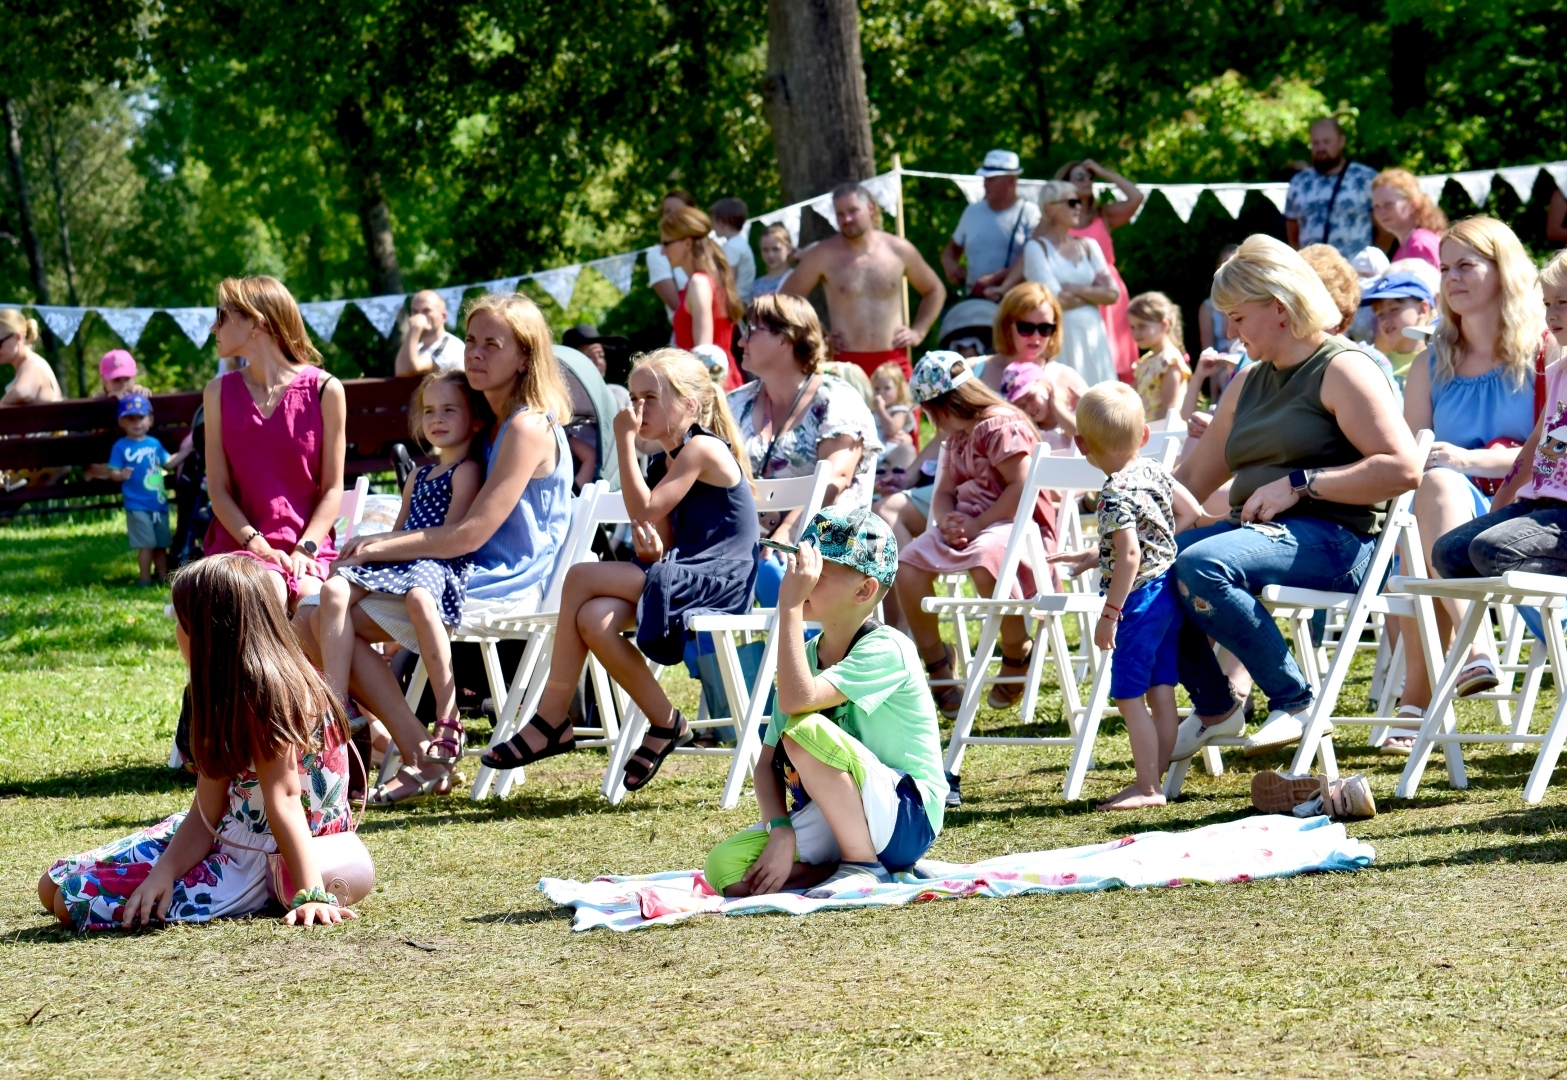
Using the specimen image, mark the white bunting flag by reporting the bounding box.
[163,308,216,349]
[806,193,841,232]
[481,276,521,297]
[434,286,467,327]
[353,294,405,338]
[1547,163,1567,197]
[591,252,638,297]
[1495,165,1542,202]
[1256,183,1288,213]
[532,264,582,312]
[1015,179,1046,206]
[299,300,349,342]
[1153,184,1205,223]
[1417,175,1449,203]
[862,172,902,216]
[1210,185,1249,219]
[35,306,88,346]
[95,307,156,349]
[951,175,986,205]
[757,204,803,247]
[1449,169,1496,209]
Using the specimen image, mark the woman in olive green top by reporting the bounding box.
[1168,235,1422,763]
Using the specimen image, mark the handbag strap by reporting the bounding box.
[188,724,368,853]
[1535,336,1548,421]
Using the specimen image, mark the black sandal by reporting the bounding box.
[480,714,576,770]
[623,710,692,792]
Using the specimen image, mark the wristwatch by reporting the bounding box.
[1288,469,1316,497]
[299,538,318,558]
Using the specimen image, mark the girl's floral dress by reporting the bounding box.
[47,723,351,930]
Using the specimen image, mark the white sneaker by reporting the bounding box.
[1170,703,1246,761]
[1242,709,1332,757]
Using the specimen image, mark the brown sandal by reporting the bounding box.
[987,643,1034,710]
[924,647,963,720]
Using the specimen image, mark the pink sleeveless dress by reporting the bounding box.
[1071,215,1138,383]
[204,365,339,594]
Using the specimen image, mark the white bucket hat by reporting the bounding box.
[976,149,1022,177]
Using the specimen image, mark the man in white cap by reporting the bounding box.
[941,150,1040,298]
[395,290,467,376]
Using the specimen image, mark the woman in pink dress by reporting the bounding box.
[1061,159,1145,383]
[202,275,346,607]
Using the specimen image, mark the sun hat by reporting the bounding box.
[976,149,1023,178]
[1349,245,1390,283]
[910,350,975,405]
[1359,271,1434,307]
[1000,361,1048,402]
[690,344,729,383]
[99,349,137,382]
[800,504,898,587]
[117,391,152,419]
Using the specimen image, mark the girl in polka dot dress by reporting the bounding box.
[317,371,490,801]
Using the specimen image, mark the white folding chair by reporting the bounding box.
[1162,431,1441,797]
[1392,572,1567,803]
[682,461,833,809]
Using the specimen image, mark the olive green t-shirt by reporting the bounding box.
[1225,337,1381,535]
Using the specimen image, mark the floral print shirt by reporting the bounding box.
[728,374,884,512]
[1096,457,1177,594]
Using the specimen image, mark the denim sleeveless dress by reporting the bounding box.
[467,410,573,604]
[635,427,760,665]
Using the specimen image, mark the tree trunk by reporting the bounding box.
[2,96,61,371]
[335,97,403,297]
[1018,7,1053,162]
[43,104,85,395]
[764,0,876,215]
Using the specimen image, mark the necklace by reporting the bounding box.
[758,373,814,478]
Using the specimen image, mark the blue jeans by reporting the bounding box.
[1174,517,1376,717]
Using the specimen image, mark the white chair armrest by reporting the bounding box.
[1259,586,1353,610]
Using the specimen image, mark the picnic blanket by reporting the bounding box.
[539,814,1375,932]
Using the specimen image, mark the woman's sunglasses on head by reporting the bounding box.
[1015,320,1055,338]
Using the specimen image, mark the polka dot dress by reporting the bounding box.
[337,464,471,627]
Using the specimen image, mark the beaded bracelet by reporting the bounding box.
[290,887,340,910]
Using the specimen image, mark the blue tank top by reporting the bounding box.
[1428,354,1537,454]
[467,410,573,602]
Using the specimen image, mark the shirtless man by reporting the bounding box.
[783,183,946,381]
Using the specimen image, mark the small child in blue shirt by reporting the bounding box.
[105,392,174,585]
[1050,382,1200,811]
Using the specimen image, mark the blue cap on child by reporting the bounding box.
[800,504,899,587]
[118,392,152,419]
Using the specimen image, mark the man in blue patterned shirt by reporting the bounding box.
[1284,118,1377,259]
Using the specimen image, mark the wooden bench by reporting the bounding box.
[0,376,423,516]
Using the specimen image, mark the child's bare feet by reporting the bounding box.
[1097,784,1167,811]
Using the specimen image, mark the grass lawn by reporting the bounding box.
[4,518,1567,1078]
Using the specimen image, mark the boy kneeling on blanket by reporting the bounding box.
[705,506,948,898]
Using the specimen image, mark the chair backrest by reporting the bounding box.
[1142,428,1186,464]
[752,459,833,534]
[537,483,603,612]
[983,445,1098,602]
[1359,428,1435,592]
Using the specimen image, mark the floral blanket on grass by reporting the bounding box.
[538,815,1374,932]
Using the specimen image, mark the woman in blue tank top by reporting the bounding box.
[296,293,575,804]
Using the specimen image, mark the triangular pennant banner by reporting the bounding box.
[435,286,467,327]
[35,306,88,346]
[1210,185,1249,219]
[483,276,522,296]
[1416,175,1449,203]
[1546,164,1567,196]
[806,193,841,232]
[1449,169,1496,209]
[164,307,216,349]
[299,300,349,342]
[1154,185,1204,223]
[950,175,985,205]
[95,307,156,349]
[532,264,582,312]
[758,205,803,247]
[1016,180,1046,206]
[862,172,902,216]
[1495,165,1542,202]
[353,294,405,338]
[591,252,638,297]
[1256,183,1288,213]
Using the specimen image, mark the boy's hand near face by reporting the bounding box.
[777,541,822,611]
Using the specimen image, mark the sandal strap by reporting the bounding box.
[433,716,465,735]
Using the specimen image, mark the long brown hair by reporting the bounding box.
[461,292,573,422]
[661,206,745,322]
[1373,168,1448,234]
[171,556,346,779]
[1434,217,1547,387]
[214,275,322,367]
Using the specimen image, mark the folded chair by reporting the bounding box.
[1161,430,1440,797]
[682,461,834,809]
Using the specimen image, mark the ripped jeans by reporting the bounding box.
[1174,517,1377,717]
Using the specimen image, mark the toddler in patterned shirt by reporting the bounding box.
[1050,382,1200,810]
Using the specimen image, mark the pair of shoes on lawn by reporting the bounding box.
[1251,770,1376,820]
[1171,703,1335,761]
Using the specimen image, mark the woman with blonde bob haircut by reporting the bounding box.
[1168,234,1422,764]
[203,275,346,606]
[295,290,576,804]
[1381,217,1558,750]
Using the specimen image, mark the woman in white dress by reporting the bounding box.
[993,179,1120,386]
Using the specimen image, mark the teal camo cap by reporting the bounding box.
[801,504,899,586]
[910,350,976,404]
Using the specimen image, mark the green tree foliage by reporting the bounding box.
[4,0,1566,391]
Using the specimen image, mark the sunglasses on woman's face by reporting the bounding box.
[0,333,14,348]
[1052,198,1082,209]
[1015,320,1056,338]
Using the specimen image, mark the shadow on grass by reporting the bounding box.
[463,908,574,926]
[0,763,192,800]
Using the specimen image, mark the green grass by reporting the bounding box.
[4,518,1567,1078]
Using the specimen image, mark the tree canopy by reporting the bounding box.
[4,0,1563,393]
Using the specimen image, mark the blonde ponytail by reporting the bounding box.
[632,348,754,485]
[0,309,40,346]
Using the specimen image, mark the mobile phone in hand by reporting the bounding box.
[759,538,798,554]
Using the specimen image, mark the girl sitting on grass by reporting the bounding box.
[39,555,357,930]
[481,348,760,791]
[317,370,490,805]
